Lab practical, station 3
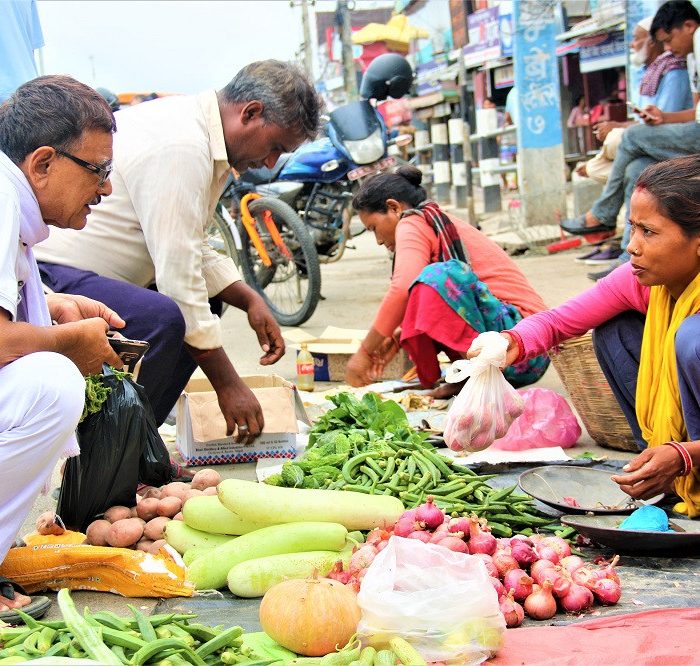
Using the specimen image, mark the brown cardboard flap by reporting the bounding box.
[187,386,298,441]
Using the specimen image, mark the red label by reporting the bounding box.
[297,362,314,375]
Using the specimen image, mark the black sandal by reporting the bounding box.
[0,576,51,624]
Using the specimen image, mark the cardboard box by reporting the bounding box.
[284,326,413,382]
[176,374,309,466]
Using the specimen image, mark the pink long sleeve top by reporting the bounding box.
[372,212,547,338]
[511,262,650,360]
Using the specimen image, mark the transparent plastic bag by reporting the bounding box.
[357,536,505,665]
[492,388,582,450]
[443,332,524,452]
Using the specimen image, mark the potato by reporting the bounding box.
[104,506,133,523]
[142,487,162,500]
[173,512,184,521]
[148,539,167,554]
[136,539,154,552]
[85,519,111,546]
[202,487,218,496]
[182,489,203,504]
[130,506,139,518]
[144,516,170,541]
[191,469,222,491]
[160,482,190,500]
[36,511,65,536]
[106,518,144,547]
[157,496,182,518]
[136,498,160,522]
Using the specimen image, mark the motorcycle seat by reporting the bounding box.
[240,154,291,185]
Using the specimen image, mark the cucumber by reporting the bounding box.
[182,495,272,535]
[187,521,348,590]
[227,550,350,597]
[164,521,234,555]
[182,545,215,566]
[218,479,404,531]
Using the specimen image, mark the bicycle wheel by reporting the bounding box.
[237,197,321,327]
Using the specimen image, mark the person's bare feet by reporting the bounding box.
[0,590,31,611]
[429,380,466,399]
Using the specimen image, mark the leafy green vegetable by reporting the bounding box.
[80,367,130,423]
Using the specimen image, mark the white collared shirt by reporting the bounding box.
[35,91,240,349]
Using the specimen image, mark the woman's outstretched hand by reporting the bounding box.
[611,445,684,500]
[466,331,520,367]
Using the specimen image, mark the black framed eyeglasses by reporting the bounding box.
[56,149,112,187]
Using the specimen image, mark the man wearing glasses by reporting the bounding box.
[0,75,125,619]
[36,60,321,444]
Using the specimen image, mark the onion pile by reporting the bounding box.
[329,499,622,627]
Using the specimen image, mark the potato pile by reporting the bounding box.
[83,469,221,553]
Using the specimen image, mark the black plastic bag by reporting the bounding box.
[57,366,172,532]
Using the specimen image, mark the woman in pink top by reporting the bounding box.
[470,156,700,517]
[345,165,548,391]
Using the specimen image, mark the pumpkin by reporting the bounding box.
[259,571,361,656]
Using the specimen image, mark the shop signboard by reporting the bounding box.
[579,30,626,73]
[513,1,563,149]
[463,7,501,68]
[494,64,514,89]
[499,1,514,58]
[416,58,447,96]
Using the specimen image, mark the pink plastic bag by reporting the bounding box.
[491,388,582,450]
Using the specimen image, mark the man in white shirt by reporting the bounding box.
[36,60,321,444]
[561,0,700,237]
[0,75,125,619]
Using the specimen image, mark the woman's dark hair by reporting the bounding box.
[651,0,700,37]
[635,155,700,237]
[352,165,426,213]
[0,75,116,164]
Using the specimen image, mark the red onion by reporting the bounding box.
[529,533,545,544]
[349,544,378,571]
[510,540,537,567]
[511,534,533,546]
[393,516,416,538]
[559,555,585,575]
[473,553,498,578]
[503,569,534,602]
[499,590,525,628]
[468,516,497,555]
[572,566,598,591]
[559,583,594,612]
[448,517,471,534]
[530,559,557,584]
[596,554,620,584]
[490,576,506,598]
[376,540,389,552]
[540,535,571,559]
[533,566,570,598]
[436,536,469,553]
[414,497,445,531]
[534,544,560,564]
[496,537,513,549]
[429,524,451,544]
[592,577,621,605]
[524,581,557,620]
[493,550,519,578]
[407,530,432,543]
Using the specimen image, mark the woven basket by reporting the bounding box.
[549,332,639,452]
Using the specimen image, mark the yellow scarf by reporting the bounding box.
[636,273,700,517]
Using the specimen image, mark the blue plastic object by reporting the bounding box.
[619,505,671,532]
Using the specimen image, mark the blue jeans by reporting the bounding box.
[591,121,700,235]
[38,262,222,426]
[592,311,700,450]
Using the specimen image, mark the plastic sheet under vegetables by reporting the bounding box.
[443,332,524,452]
[491,388,582,450]
[0,540,193,597]
[357,536,505,665]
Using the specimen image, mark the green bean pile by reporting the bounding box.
[0,589,266,665]
[268,392,559,538]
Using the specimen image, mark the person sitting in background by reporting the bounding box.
[345,165,549,394]
[567,95,590,155]
[560,0,700,239]
[0,75,125,618]
[473,155,700,516]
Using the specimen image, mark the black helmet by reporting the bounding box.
[96,87,120,112]
[359,53,413,101]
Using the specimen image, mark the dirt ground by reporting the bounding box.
[20,212,634,618]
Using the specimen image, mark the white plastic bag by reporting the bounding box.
[357,536,505,665]
[443,332,525,452]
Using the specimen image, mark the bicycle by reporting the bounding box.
[208,187,321,327]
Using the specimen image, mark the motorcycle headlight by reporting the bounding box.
[345,128,385,165]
